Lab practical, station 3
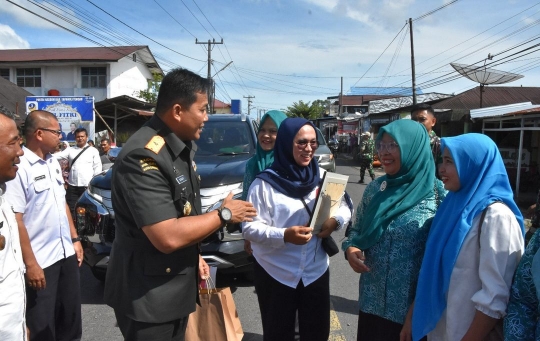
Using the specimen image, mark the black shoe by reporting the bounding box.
[358,179,364,183]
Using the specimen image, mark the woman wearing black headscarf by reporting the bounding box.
[243,118,351,341]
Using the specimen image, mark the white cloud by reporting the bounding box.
[0,0,76,30]
[0,24,30,49]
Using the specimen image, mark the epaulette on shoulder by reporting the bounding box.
[145,135,165,154]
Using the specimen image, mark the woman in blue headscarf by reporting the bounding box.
[243,117,351,341]
[412,134,524,341]
[342,119,445,340]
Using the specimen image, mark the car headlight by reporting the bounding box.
[319,154,334,162]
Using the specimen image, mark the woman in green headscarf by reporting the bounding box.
[241,110,287,254]
[241,110,287,201]
[341,119,445,340]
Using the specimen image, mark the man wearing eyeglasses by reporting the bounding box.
[56,127,101,220]
[5,110,83,341]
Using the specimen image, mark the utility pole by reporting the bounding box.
[244,95,255,115]
[409,18,417,105]
[339,77,343,117]
[196,38,223,114]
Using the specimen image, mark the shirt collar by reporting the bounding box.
[147,115,198,157]
[22,146,53,165]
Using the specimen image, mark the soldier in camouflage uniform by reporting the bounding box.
[411,104,441,178]
[358,132,376,184]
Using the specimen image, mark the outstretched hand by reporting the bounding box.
[222,192,258,224]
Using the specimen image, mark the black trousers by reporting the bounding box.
[357,311,427,341]
[26,255,82,341]
[66,185,86,221]
[253,259,330,341]
[114,311,188,341]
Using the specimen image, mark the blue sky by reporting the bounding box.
[1,0,539,113]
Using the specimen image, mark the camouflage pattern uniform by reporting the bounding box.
[430,131,441,179]
[358,135,375,183]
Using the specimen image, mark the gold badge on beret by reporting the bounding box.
[183,201,192,216]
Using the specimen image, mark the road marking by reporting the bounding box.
[329,302,347,340]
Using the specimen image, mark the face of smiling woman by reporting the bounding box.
[292,125,317,167]
[258,118,278,151]
[439,148,461,192]
[377,133,401,176]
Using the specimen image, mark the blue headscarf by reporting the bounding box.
[413,133,524,340]
[256,118,320,199]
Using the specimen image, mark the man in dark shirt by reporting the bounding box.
[104,68,257,340]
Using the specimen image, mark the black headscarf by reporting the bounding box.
[256,118,320,199]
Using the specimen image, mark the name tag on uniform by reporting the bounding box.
[34,175,46,181]
[176,175,187,185]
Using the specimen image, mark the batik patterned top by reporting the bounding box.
[342,177,445,324]
[504,230,540,341]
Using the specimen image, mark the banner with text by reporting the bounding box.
[26,96,95,143]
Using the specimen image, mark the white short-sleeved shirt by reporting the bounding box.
[0,186,26,340]
[242,172,351,289]
[6,147,75,269]
[56,144,101,187]
[429,203,524,341]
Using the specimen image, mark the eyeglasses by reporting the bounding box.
[376,142,399,154]
[37,128,63,136]
[295,139,318,150]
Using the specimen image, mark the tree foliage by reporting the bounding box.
[285,99,330,119]
[133,72,163,104]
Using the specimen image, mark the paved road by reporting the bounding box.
[79,158,378,340]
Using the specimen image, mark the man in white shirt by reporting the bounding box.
[0,109,26,340]
[6,110,83,341]
[56,127,101,219]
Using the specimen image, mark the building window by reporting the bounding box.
[81,67,106,88]
[0,69,9,80]
[16,68,41,87]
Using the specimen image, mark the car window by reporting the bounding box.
[198,120,255,155]
[316,128,327,146]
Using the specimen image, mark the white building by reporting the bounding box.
[0,45,163,102]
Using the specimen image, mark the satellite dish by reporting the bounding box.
[450,62,524,107]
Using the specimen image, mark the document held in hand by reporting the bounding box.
[308,172,349,234]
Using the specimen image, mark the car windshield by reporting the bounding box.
[316,128,327,146]
[198,120,255,156]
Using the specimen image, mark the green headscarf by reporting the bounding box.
[351,119,435,249]
[241,110,287,200]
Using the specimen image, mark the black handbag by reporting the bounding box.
[321,236,339,257]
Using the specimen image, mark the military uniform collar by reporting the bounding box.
[147,115,198,157]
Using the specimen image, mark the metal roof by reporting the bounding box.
[0,77,32,124]
[368,93,453,114]
[470,102,540,119]
[432,86,540,110]
[0,46,163,75]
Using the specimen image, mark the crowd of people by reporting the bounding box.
[0,68,536,341]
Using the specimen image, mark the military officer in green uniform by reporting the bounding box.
[358,132,376,184]
[411,103,441,178]
[104,68,257,341]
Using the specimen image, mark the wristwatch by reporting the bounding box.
[217,206,232,225]
[72,236,82,243]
